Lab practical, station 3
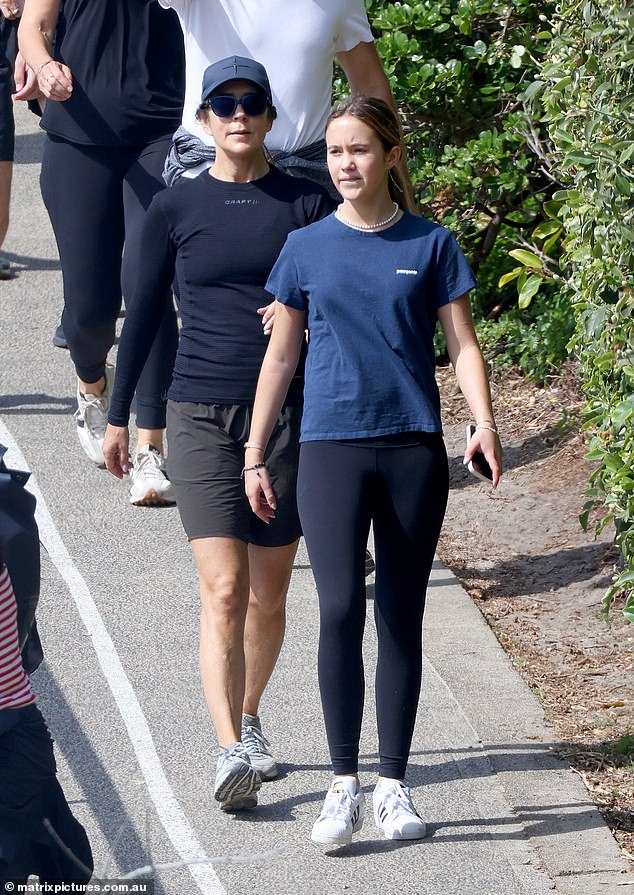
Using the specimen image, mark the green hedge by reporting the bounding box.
[359,0,570,377]
[534,0,634,620]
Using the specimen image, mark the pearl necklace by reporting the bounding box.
[335,201,400,231]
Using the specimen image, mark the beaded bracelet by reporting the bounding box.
[241,462,266,479]
[475,424,498,434]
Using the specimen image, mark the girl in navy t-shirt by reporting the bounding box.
[245,95,503,846]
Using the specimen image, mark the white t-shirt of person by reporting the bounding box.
[158,0,373,153]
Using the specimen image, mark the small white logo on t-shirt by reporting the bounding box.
[396,268,418,275]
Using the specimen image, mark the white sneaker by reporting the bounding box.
[74,364,115,467]
[129,445,175,506]
[311,777,365,846]
[373,780,426,840]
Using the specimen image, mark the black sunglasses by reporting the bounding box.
[204,93,269,118]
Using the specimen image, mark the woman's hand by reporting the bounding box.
[103,424,132,479]
[12,51,41,101]
[257,301,276,336]
[464,426,503,489]
[244,462,277,523]
[36,58,72,101]
[0,1,23,21]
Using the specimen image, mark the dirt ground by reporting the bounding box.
[436,362,634,864]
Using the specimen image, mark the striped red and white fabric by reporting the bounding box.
[0,563,36,710]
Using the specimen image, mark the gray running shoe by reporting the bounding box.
[241,713,278,780]
[364,549,375,577]
[74,364,114,467]
[214,742,260,812]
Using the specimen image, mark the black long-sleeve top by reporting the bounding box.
[108,166,333,425]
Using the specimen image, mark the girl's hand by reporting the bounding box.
[464,426,503,489]
[257,301,276,336]
[103,424,132,479]
[244,463,277,523]
[36,59,72,101]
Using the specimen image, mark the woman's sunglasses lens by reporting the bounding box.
[210,96,238,117]
[209,94,268,117]
[241,94,268,116]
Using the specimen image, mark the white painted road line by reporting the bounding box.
[0,419,226,895]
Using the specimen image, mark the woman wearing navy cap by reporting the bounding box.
[245,95,502,844]
[103,57,332,812]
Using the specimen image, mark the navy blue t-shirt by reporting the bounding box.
[266,211,477,441]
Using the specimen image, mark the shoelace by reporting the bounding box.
[319,785,355,821]
[379,783,418,818]
[213,742,250,760]
[133,448,166,481]
[75,392,108,436]
[241,722,271,754]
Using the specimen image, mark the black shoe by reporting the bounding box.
[365,549,375,577]
[52,323,68,349]
[0,258,13,280]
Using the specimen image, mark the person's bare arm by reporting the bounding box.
[336,40,416,211]
[18,0,72,101]
[438,294,503,487]
[244,302,306,521]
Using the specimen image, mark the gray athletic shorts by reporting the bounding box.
[166,401,302,546]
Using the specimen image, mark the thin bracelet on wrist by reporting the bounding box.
[37,59,55,76]
[475,423,498,434]
[244,441,264,451]
[241,462,266,479]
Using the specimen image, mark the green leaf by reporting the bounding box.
[517,274,542,309]
[615,173,632,197]
[532,221,562,239]
[543,199,564,219]
[498,267,522,288]
[612,396,634,431]
[564,151,595,167]
[509,249,544,269]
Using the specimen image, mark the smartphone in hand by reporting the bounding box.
[465,424,494,483]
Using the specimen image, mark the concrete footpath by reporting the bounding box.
[1,103,631,895]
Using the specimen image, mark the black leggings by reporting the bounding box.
[40,136,179,429]
[297,437,449,780]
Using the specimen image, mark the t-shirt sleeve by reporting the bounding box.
[433,230,478,309]
[265,237,308,311]
[108,198,177,426]
[335,0,374,53]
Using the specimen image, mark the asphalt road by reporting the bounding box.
[0,103,629,895]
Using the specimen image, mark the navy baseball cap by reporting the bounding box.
[201,56,272,104]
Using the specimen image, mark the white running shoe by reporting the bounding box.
[129,445,175,506]
[74,364,115,467]
[241,713,277,780]
[311,777,365,846]
[373,780,426,840]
